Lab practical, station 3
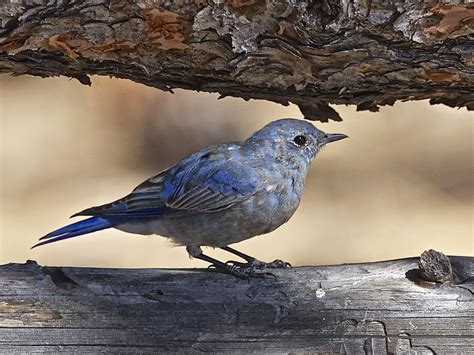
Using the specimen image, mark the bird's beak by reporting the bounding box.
[322,133,348,144]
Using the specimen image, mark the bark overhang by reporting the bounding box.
[0,0,473,121]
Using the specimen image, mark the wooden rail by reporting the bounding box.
[1,250,472,353]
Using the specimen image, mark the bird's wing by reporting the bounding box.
[71,169,169,218]
[73,148,260,218]
[163,155,259,213]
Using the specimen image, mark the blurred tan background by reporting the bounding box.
[1,75,472,268]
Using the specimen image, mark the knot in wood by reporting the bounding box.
[418,249,453,283]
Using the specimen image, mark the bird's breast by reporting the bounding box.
[257,176,302,233]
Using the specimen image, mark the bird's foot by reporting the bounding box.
[220,246,291,270]
[210,263,275,280]
[226,258,291,270]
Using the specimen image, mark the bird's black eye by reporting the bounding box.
[293,135,307,147]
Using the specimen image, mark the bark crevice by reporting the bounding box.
[1,1,472,121]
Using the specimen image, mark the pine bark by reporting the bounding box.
[1,0,473,121]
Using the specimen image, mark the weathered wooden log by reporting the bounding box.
[1,250,472,353]
[1,1,473,121]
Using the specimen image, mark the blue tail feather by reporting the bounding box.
[32,217,113,249]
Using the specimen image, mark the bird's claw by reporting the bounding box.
[225,260,252,269]
[221,258,289,279]
[226,258,291,270]
[207,262,274,280]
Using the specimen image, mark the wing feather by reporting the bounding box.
[74,146,259,218]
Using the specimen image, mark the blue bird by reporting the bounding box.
[33,119,347,278]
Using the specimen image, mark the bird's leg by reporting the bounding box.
[186,245,267,280]
[221,246,291,269]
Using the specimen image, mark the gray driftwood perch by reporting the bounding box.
[1,250,472,353]
[1,0,473,121]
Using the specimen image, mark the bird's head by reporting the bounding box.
[246,118,347,168]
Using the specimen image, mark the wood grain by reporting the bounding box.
[1,253,472,353]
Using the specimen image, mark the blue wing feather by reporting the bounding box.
[35,145,260,248]
[164,148,259,212]
[71,144,258,218]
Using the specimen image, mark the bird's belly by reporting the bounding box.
[115,192,299,247]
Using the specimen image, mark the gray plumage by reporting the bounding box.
[34,118,347,277]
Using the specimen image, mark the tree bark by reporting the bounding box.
[0,0,472,121]
[1,251,472,353]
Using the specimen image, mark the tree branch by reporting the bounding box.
[1,0,473,121]
[1,251,472,353]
